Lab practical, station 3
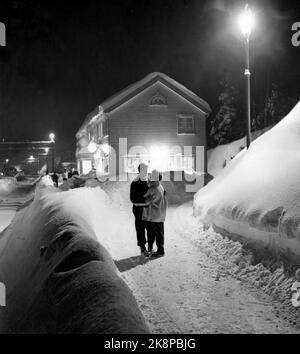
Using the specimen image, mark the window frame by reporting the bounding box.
[177,114,196,135]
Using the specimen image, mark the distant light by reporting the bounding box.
[28,155,35,163]
[49,133,55,142]
[5,159,9,163]
[88,141,97,153]
[238,4,255,39]
[101,143,110,155]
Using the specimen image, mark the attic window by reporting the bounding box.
[149,93,168,106]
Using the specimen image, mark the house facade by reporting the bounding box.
[76,72,211,176]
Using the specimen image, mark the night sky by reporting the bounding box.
[0,0,300,160]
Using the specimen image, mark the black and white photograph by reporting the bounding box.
[0,0,300,342]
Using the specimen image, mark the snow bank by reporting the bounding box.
[188,223,300,328]
[207,126,272,177]
[207,138,246,177]
[38,175,54,188]
[0,211,16,233]
[0,177,39,212]
[0,187,149,333]
[0,177,37,200]
[0,178,14,197]
[194,102,300,261]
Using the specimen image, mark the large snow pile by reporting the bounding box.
[38,175,54,188]
[207,138,246,177]
[0,177,36,200]
[194,102,300,261]
[0,187,149,334]
[0,211,16,233]
[0,177,38,210]
[207,126,272,177]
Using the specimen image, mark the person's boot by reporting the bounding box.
[146,245,153,257]
[145,249,152,257]
[152,250,165,257]
[140,247,146,255]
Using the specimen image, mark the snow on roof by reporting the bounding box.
[77,72,211,136]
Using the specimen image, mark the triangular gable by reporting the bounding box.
[101,72,211,114]
[77,72,211,136]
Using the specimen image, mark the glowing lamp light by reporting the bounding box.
[238,4,255,39]
[5,159,9,163]
[88,141,97,153]
[149,145,169,171]
[28,155,35,163]
[49,133,55,142]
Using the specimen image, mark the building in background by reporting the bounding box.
[76,72,211,176]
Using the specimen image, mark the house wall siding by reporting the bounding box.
[108,82,206,173]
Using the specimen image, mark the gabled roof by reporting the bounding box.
[77,72,211,135]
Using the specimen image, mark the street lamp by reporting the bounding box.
[49,133,55,172]
[238,4,255,149]
[49,133,55,143]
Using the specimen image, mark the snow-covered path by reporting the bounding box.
[1,182,297,334]
[102,201,298,334]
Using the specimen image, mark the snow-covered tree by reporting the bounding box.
[253,84,297,131]
[209,73,243,147]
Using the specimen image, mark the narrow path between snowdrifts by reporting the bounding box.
[106,202,298,334]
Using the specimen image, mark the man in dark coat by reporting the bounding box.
[51,172,58,187]
[130,163,149,254]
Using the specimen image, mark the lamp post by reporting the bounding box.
[238,4,255,149]
[49,133,55,172]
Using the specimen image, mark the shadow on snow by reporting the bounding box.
[114,254,158,273]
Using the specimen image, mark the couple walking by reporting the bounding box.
[130,163,167,257]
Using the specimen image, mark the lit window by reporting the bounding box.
[177,115,195,134]
[82,160,92,175]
